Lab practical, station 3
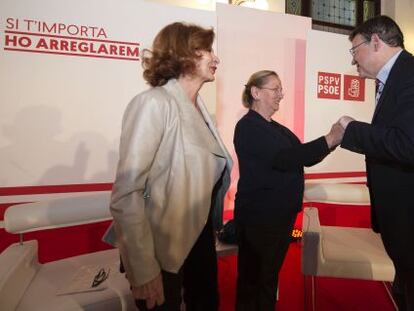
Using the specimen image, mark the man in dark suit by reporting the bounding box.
[340,15,414,310]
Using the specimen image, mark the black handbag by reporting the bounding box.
[217,219,237,244]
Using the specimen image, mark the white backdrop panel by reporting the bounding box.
[0,0,215,187]
[216,4,311,208]
[304,30,375,177]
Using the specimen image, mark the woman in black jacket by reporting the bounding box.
[233,70,343,311]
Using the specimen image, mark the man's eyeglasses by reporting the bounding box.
[349,40,369,56]
[91,268,110,288]
[259,87,284,96]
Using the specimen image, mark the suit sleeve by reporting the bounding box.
[110,94,166,287]
[272,136,330,170]
[341,76,414,166]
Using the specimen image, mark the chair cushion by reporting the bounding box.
[16,248,135,311]
[318,226,395,281]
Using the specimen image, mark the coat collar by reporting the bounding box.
[246,109,278,130]
[162,79,226,158]
[245,109,299,143]
[373,50,411,121]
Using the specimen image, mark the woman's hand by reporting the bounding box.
[131,273,165,309]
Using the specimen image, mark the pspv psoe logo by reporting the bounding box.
[317,72,365,101]
[343,74,365,101]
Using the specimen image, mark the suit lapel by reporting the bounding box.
[372,77,392,122]
[196,97,230,159]
[372,51,408,122]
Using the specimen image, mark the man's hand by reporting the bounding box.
[339,116,355,129]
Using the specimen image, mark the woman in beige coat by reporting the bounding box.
[108,22,232,311]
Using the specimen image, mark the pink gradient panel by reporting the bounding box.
[216,5,311,210]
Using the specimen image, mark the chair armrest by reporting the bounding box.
[302,207,322,276]
[304,183,370,205]
[0,240,40,309]
[4,192,111,234]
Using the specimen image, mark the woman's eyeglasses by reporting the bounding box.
[91,268,110,288]
[259,87,284,96]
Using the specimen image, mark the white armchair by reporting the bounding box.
[0,193,136,311]
[0,192,238,310]
[301,183,396,311]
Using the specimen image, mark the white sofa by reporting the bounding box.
[0,193,135,311]
[0,192,238,310]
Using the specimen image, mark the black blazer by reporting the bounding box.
[233,110,330,225]
[341,50,414,263]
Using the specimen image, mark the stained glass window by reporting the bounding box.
[286,0,380,34]
[286,0,301,15]
[311,0,356,26]
[363,0,376,21]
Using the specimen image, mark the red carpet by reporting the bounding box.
[218,242,395,311]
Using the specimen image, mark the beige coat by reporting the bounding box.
[108,79,232,287]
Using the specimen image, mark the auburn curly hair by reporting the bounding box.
[142,22,215,87]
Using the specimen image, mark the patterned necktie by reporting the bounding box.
[375,79,384,105]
